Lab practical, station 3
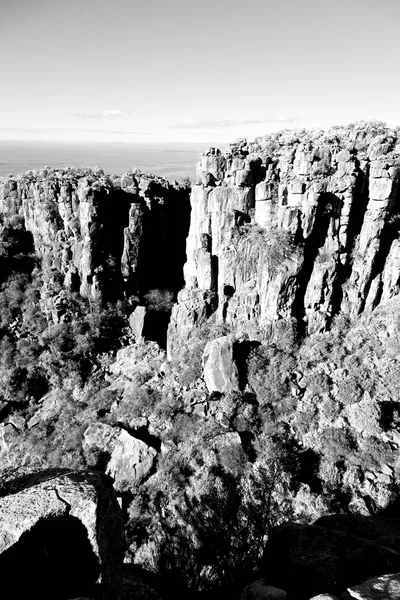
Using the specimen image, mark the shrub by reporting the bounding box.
[236,224,298,275]
[129,433,295,593]
[144,289,175,312]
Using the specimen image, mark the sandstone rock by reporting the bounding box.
[27,389,62,428]
[107,429,156,492]
[345,572,400,600]
[167,288,216,361]
[240,579,289,600]
[109,341,164,384]
[83,423,156,492]
[0,168,190,308]
[169,124,400,349]
[202,336,239,393]
[129,306,147,339]
[0,470,123,599]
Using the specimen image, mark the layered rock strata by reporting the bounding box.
[168,124,400,356]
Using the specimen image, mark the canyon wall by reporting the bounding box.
[0,168,190,318]
[168,123,400,357]
[2,122,400,356]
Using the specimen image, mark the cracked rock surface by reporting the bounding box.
[0,469,124,599]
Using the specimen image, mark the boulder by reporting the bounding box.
[27,389,62,428]
[0,469,123,600]
[84,423,157,492]
[240,579,289,600]
[202,336,240,393]
[314,514,400,553]
[345,572,400,600]
[129,306,147,339]
[263,521,400,599]
[309,596,339,600]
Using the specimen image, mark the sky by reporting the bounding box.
[1,0,399,144]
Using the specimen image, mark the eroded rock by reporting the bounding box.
[168,124,400,352]
[202,336,239,393]
[83,423,157,491]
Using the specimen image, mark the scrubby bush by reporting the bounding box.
[128,432,295,593]
[144,288,175,312]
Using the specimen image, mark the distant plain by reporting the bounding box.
[0,141,213,181]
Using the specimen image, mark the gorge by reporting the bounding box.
[1,121,400,600]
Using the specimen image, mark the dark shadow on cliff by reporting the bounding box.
[0,219,36,284]
[292,192,341,337]
[233,339,261,390]
[138,185,191,295]
[92,187,132,301]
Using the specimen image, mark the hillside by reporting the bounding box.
[1,122,400,600]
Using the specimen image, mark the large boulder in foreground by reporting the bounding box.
[263,519,400,599]
[84,423,157,492]
[0,469,124,600]
[202,336,239,393]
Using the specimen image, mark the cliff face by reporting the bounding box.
[168,122,400,357]
[0,168,190,318]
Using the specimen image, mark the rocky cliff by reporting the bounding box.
[168,121,400,357]
[0,167,190,319]
[2,123,400,600]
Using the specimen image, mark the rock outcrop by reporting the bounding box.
[0,167,190,315]
[345,572,400,600]
[83,424,157,492]
[202,335,240,393]
[168,123,400,357]
[0,469,124,599]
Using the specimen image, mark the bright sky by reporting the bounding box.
[1,0,399,143]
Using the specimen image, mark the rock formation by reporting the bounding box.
[202,335,240,393]
[0,469,124,599]
[83,423,157,492]
[0,167,190,315]
[168,122,400,357]
[2,122,400,600]
[346,572,400,600]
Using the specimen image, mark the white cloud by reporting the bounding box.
[102,109,124,117]
[73,109,127,120]
[167,116,306,130]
